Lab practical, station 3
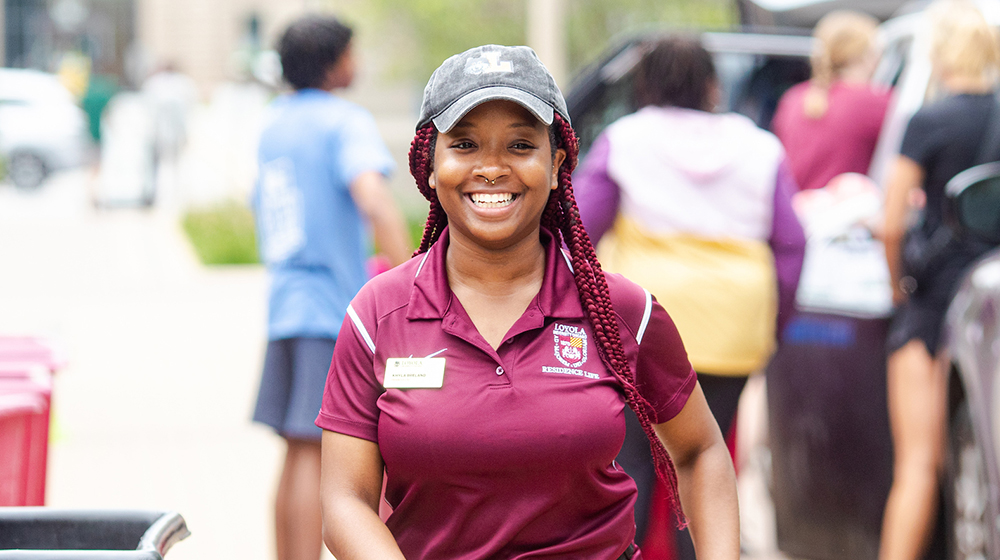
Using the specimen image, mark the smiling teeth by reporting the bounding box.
[471,193,515,207]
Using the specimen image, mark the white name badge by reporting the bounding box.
[383,357,445,389]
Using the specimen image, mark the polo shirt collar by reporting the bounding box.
[406,226,585,321]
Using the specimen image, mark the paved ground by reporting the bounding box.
[0,170,284,559]
[0,168,794,559]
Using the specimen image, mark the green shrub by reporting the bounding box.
[181,202,260,265]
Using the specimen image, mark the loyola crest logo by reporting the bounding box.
[553,323,587,368]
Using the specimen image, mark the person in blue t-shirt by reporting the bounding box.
[250,14,411,560]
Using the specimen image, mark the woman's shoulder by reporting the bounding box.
[609,106,780,147]
[350,253,425,317]
[774,81,807,114]
[780,80,811,102]
[832,82,891,107]
[602,271,653,337]
[915,93,993,123]
[714,111,784,158]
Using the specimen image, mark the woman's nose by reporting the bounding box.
[474,150,509,185]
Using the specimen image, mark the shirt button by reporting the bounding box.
[496,366,505,376]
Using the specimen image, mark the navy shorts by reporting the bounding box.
[252,337,335,441]
[887,258,969,357]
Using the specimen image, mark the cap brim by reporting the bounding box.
[431,86,554,133]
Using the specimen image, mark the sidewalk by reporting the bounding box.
[0,170,281,559]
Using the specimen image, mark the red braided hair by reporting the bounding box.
[407,114,684,525]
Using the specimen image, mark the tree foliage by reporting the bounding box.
[565,0,735,74]
[350,0,525,82]
[335,0,735,84]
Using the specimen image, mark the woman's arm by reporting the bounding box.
[768,159,806,336]
[881,155,925,305]
[320,430,406,560]
[654,382,739,560]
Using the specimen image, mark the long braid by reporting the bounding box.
[409,124,447,254]
[803,49,832,119]
[547,115,684,526]
[407,115,684,525]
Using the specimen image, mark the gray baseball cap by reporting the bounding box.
[416,44,570,133]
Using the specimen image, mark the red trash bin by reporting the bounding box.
[0,336,66,374]
[0,365,53,506]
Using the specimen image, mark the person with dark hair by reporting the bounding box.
[633,36,717,111]
[276,15,354,90]
[251,13,411,560]
[316,44,739,560]
[574,35,805,559]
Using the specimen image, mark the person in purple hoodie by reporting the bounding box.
[316,44,740,560]
[574,35,806,559]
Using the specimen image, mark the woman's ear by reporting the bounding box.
[551,149,567,190]
[428,171,437,190]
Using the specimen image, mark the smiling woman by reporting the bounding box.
[315,44,740,560]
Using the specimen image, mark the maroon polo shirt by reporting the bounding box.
[317,227,696,559]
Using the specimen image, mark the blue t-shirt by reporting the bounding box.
[253,89,395,340]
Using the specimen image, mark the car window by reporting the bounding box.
[572,67,638,159]
[723,54,810,130]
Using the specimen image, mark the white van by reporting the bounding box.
[0,68,92,190]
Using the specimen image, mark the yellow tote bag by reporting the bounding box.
[598,217,777,375]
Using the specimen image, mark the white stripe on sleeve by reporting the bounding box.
[346,304,376,354]
[636,289,653,345]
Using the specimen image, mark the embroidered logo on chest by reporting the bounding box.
[553,323,588,368]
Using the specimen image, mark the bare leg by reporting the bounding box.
[879,340,946,560]
[275,438,323,560]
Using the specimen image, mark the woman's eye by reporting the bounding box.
[452,141,475,150]
[511,142,536,151]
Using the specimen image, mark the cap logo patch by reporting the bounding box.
[465,51,513,75]
[553,323,587,368]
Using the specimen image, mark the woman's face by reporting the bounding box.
[430,100,567,251]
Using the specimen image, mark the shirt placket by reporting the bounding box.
[495,305,548,386]
[441,313,512,387]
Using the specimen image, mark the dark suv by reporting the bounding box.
[565,29,812,155]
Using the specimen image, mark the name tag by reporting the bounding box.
[383,358,445,389]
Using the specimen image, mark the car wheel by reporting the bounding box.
[8,152,48,190]
[946,401,990,560]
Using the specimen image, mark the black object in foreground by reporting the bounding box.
[0,509,189,559]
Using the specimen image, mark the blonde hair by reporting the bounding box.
[928,0,1000,88]
[804,10,880,119]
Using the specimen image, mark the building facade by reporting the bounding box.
[2,0,322,92]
